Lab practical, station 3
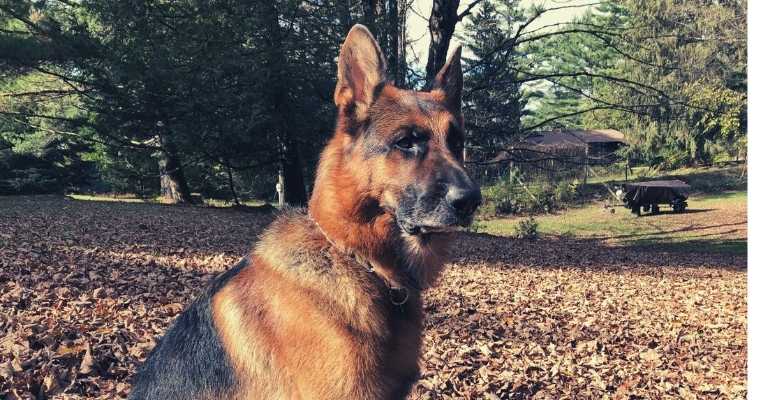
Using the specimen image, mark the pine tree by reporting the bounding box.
[462,0,536,149]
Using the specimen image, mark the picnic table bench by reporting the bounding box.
[621,180,690,216]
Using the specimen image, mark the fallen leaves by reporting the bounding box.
[411,232,747,399]
[639,348,661,365]
[0,195,747,399]
[1,196,269,399]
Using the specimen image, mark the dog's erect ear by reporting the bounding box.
[335,24,387,119]
[431,46,463,113]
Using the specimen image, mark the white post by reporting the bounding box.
[276,170,285,208]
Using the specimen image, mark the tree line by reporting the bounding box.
[0,0,747,204]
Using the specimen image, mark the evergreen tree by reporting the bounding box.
[462,0,536,149]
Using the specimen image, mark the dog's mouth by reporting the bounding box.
[397,220,468,236]
[419,225,465,234]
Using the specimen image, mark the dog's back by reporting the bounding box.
[129,259,248,400]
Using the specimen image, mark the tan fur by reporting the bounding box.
[212,213,423,399]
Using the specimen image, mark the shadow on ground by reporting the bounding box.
[450,231,745,271]
[633,208,714,217]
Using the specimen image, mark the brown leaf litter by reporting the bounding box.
[0,196,746,399]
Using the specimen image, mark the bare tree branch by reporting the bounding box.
[457,0,486,21]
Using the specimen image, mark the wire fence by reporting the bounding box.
[466,144,627,188]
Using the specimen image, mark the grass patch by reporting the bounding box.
[67,193,275,208]
[478,190,747,255]
[201,198,274,208]
[68,194,153,203]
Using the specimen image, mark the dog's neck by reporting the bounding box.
[308,133,446,289]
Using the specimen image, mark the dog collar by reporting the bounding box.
[352,253,410,306]
[309,215,411,307]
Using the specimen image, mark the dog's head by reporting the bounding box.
[324,25,480,238]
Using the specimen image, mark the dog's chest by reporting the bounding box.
[214,258,424,399]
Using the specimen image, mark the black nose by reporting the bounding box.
[446,186,482,218]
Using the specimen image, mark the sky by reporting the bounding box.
[405,0,593,64]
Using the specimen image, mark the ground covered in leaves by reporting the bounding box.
[1,196,746,399]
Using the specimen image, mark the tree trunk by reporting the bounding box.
[361,1,387,46]
[279,137,307,206]
[358,1,407,87]
[386,0,408,87]
[336,0,354,36]
[276,169,285,207]
[226,165,240,206]
[156,141,192,204]
[424,0,461,89]
[265,2,308,206]
[361,1,379,44]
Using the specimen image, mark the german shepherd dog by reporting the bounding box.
[129,24,481,400]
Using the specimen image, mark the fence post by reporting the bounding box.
[583,146,589,185]
[625,156,629,182]
[276,170,285,208]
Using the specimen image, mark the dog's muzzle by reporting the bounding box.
[396,183,481,236]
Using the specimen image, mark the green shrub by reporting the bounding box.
[481,178,583,216]
[515,216,538,240]
[466,219,484,233]
[553,181,578,203]
[533,186,557,213]
[480,178,522,216]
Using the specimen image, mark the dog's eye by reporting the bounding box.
[395,136,414,150]
[395,129,426,151]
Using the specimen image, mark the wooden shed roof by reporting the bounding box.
[523,129,627,147]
